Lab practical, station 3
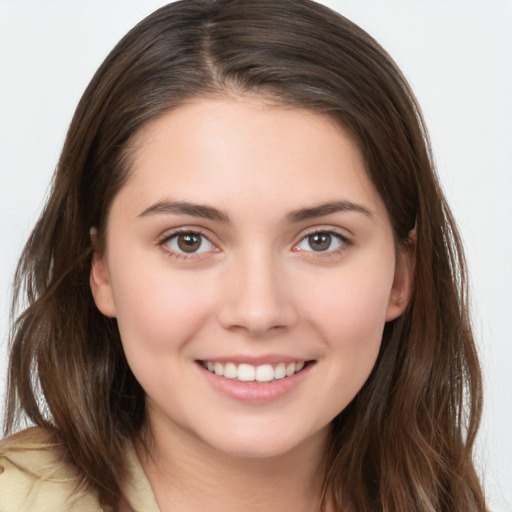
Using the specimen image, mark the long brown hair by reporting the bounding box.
[4,1,485,510]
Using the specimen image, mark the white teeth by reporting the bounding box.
[224,362,237,379]
[203,360,307,382]
[214,362,224,376]
[255,364,274,382]
[237,363,256,381]
[274,363,286,380]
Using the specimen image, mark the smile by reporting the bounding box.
[200,360,308,383]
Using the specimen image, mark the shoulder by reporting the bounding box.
[0,427,101,512]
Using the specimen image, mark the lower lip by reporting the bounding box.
[196,362,314,403]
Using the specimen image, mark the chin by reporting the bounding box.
[198,423,329,461]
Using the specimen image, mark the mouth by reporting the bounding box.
[198,360,312,383]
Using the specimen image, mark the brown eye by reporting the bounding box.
[307,233,332,251]
[177,233,202,252]
[163,231,215,255]
[295,231,347,254]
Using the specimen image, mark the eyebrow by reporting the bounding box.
[285,200,373,223]
[138,200,231,223]
[138,199,372,224]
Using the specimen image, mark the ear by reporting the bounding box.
[385,230,416,321]
[89,228,117,318]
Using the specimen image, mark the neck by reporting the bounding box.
[136,419,329,512]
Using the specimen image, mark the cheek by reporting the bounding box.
[305,259,394,342]
[109,260,216,363]
[299,258,395,394]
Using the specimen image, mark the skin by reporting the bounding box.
[90,96,414,512]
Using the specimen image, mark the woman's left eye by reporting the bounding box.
[162,232,215,255]
[295,231,347,253]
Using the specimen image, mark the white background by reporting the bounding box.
[0,1,510,510]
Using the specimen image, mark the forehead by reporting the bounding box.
[113,96,387,223]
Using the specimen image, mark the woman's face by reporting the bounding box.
[91,97,413,459]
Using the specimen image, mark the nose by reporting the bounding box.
[217,250,299,337]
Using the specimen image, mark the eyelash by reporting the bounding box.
[293,229,352,258]
[158,228,217,260]
[157,228,352,260]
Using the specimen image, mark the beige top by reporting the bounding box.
[0,427,160,512]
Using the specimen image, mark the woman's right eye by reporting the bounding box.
[161,231,216,256]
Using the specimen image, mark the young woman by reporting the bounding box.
[0,1,486,510]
